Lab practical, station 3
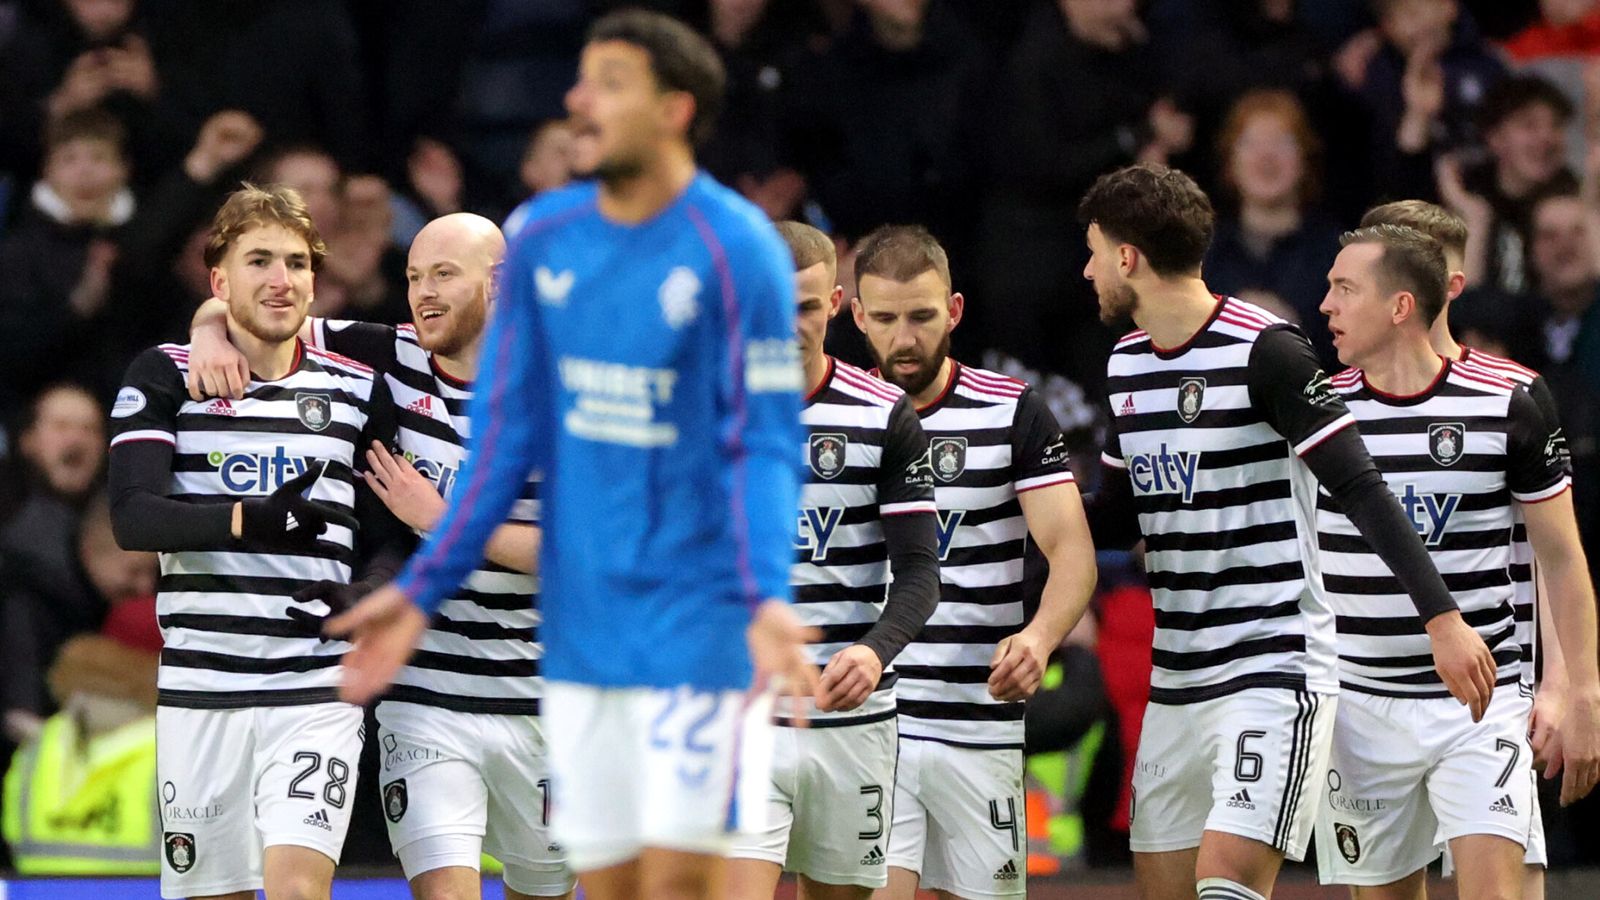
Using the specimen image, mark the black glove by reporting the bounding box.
[239,461,355,550]
[285,578,373,640]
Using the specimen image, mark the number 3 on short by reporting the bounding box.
[859,785,884,840]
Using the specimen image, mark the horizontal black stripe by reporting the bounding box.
[1318,527,1513,555]
[380,687,539,715]
[1148,672,1309,705]
[1136,478,1292,515]
[895,664,995,685]
[1119,406,1267,433]
[246,384,366,406]
[815,621,874,644]
[936,584,1031,609]
[811,542,890,568]
[1151,634,1306,672]
[1148,561,1304,594]
[1107,364,1250,396]
[795,583,890,606]
[407,650,538,677]
[775,706,897,729]
[898,733,1024,751]
[897,699,1024,722]
[1325,568,1510,596]
[396,409,468,447]
[161,573,324,596]
[163,649,340,673]
[429,616,535,643]
[1155,600,1302,631]
[1335,412,1508,437]
[1143,520,1298,555]
[158,687,342,708]
[943,539,1026,570]
[159,613,319,638]
[917,624,1021,645]
[1345,656,1519,685]
[1341,644,1520,671]
[1340,672,1522,699]
[448,588,535,612]
[171,416,362,444]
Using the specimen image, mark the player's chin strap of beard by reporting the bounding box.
[1196,877,1266,900]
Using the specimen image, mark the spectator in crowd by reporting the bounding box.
[972,0,1191,389]
[1339,0,1506,202]
[781,0,989,243]
[253,144,410,325]
[518,118,575,200]
[1498,0,1600,175]
[0,108,132,416]
[0,0,165,181]
[1454,74,1579,295]
[0,384,105,745]
[1204,89,1344,366]
[140,0,371,172]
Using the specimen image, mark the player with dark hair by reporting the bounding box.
[325,10,818,900]
[850,224,1098,900]
[1078,163,1495,900]
[1313,224,1598,899]
[106,183,408,900]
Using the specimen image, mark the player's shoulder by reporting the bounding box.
[304,342,377,387]
[1217,295,1288,332]
[954,362,1027,404]
[1449,358,1518,396]
[503,182,601,245]
[1330,366,1364,394]
[1460,346,1540,386]
[1113,328,1150,352]
[682,172,787,254]
[143,342,192,374]
[830,358,905,409]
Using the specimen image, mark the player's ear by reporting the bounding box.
[827,285,844,320]
[947,292,965,329]
[1446,271,1466,302]
[662,90,695,140]
[210,266,229,302]
[851,296,867,332]
[1119,244,1139,278]
[1392,290,1415,325]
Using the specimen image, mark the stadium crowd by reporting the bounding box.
[3,0,1600,884]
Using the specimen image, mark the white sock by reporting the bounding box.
[1196,876,1268,900]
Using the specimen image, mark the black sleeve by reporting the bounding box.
[858,396,940,665]
[313,320,399,374]
[1083,414,1142,550]
[1301,422,1460,622]
[107,349,235,551]
[1526,376,1572,479]
[1246,326,1355,454]
[351,376,413,584]
[1507,386,1571,501]
[1010,387,1075,492]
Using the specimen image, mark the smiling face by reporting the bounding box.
[406,217,502,358]
[212,224,315,345]
[1231,113,1305,207]
[20,386,104,499]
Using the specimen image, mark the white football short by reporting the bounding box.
[885,738,1027,898]
[542,681,773,873]
[376,701,573,896]
[1129,688,1336,862]
[727,715,898,887]
[157,703,364,899]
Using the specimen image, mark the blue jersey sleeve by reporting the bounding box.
[396,236,549,613]
[719,219,805,606]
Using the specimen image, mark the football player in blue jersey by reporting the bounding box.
[326,10,819,900]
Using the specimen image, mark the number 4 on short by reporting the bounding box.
[990,798,1020,852]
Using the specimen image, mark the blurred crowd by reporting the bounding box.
[4,0,1600,876]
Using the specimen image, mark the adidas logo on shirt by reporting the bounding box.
[1226,789,1256,810]
[405,394,436,418]
[203,398,236,416]
[860,845,885,866]
[993,860,1020,881]
[1489,794,1517,815]
[1119,394,1136,417]
[303,808,333,831]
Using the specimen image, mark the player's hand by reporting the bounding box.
[238,461,356,549]
[989,629,1052,702]
[1424,610,1495,721]
[748,600,822,724]
[326,582,429,704]
[817,644,883,713]
[1558,687,1600,805]
[1531,687,1567,780]
[364,441,446,532]
[186,304,250,400]
[285,579,368,641]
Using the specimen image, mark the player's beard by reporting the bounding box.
[1097,282,1139,327]
[422,289,489,359]
[876,332,951,398]
[589,152,646,188]
[231,294,306,344]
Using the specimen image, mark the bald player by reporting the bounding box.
[187,213,573,900]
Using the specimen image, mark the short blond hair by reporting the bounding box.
[1361,200,1468,258]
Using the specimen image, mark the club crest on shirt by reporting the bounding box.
[1334,823,1361,864]
[164,832,196,872]
[1428,422,1465,466]
[1177,377,1205,424]
[808,433,847,480]
[931,436,968,483]
[383,779,408,823]
[296,392,332,432]
[659,266,701,329]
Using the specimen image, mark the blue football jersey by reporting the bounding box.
[398,173,804,690]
